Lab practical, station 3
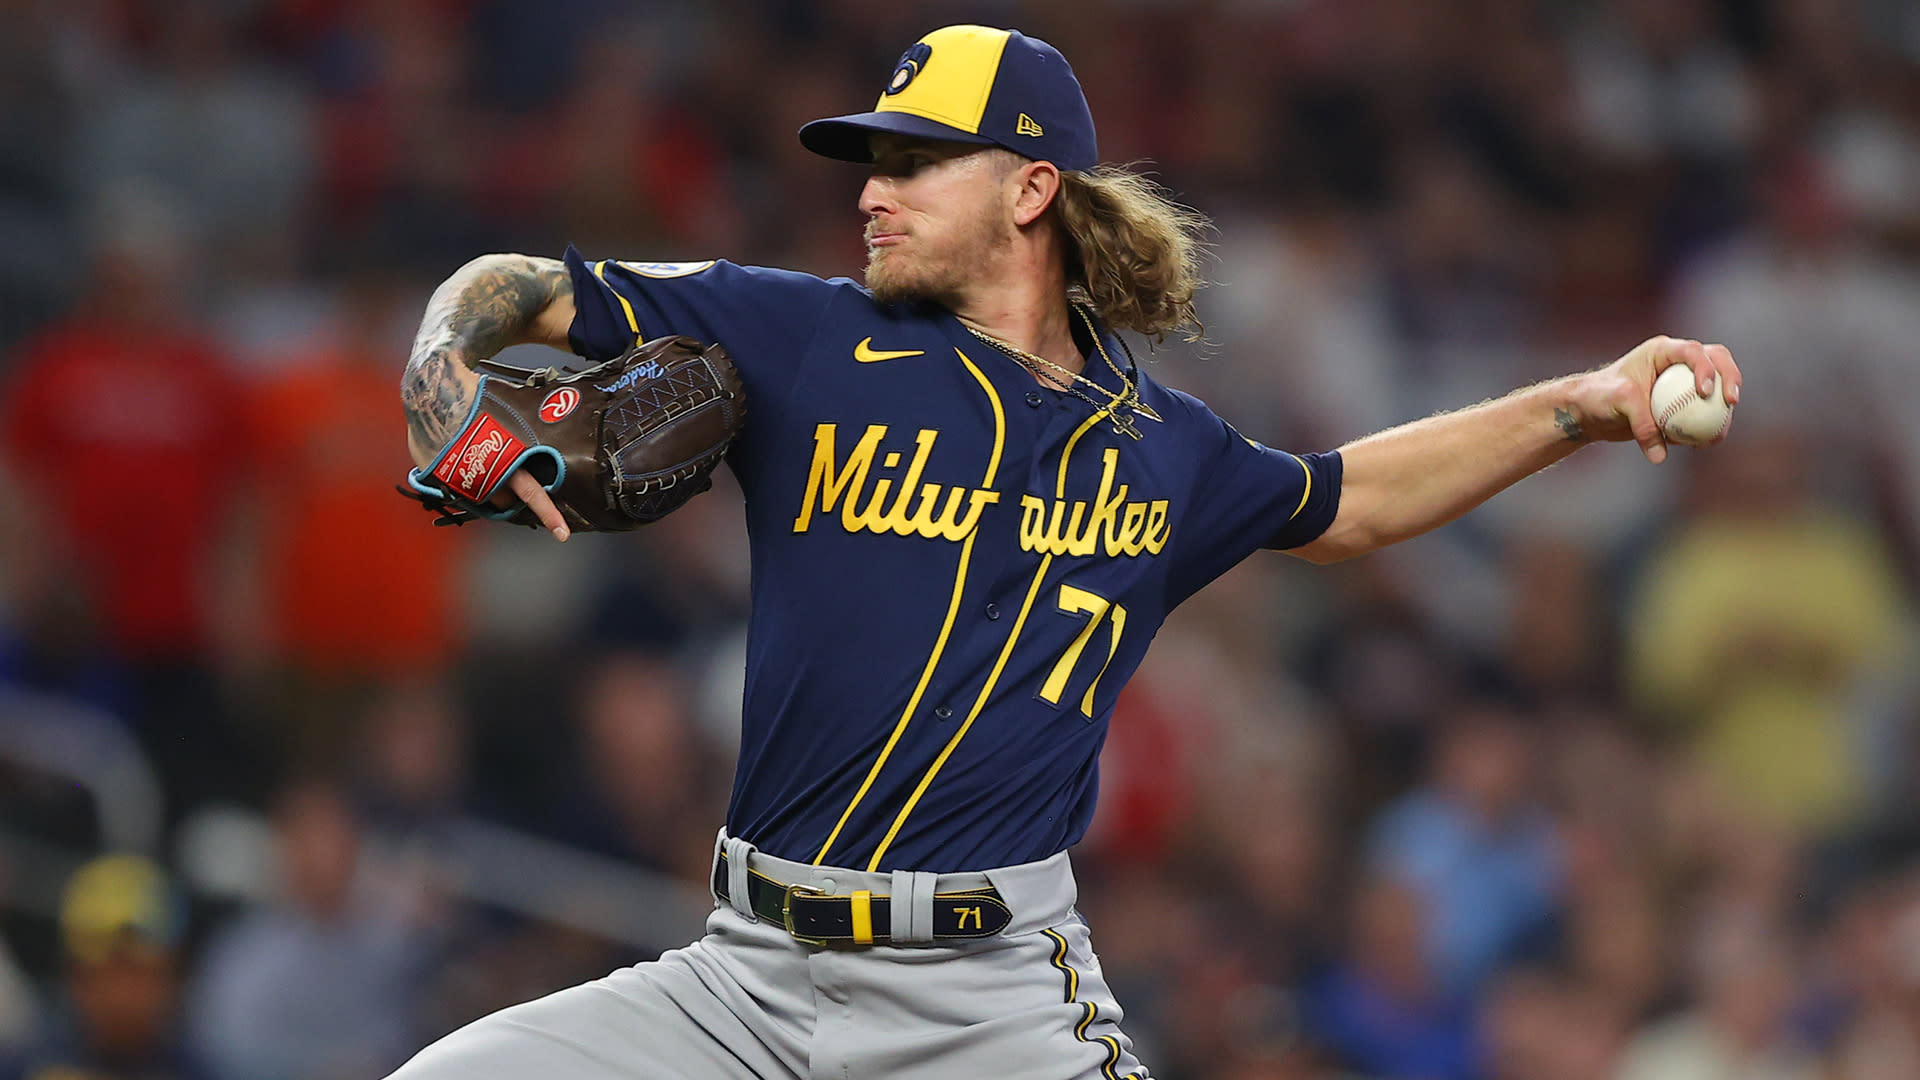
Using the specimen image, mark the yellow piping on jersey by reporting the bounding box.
[963,349,1006,483]
[864,405,1111,870]
[868,550,1054,870]
[1055,410,1121,715]
[812,529,979,865]
[812,348,1006,866]
[1289,452,1312,519]
[1042,928,1136,1080]
[592,261,644,344]
[1055,409,1112,500]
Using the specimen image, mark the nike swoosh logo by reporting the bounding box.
[854,338,925,363]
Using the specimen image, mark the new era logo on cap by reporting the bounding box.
[797,25,1098,173]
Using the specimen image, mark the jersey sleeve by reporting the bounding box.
[1164,393,1342,606]
[563,246,840,402]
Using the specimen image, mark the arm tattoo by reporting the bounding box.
[1553,407,1586,443]
[402,255,573,453]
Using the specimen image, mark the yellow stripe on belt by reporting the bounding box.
[850,890,874,945]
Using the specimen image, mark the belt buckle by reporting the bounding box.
[781,882,831,946]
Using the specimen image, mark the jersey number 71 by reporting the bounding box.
[1038,584,1127,717]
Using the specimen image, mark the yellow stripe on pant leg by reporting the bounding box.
[1041,929,1142,1079]
[851,890,873,945]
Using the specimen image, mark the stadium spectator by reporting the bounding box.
[0,188,259,811]
[185,783,428,1080]
[1624,425,1910,832]
[1613,919,1820,1080]
[242,271,474,777]
[2,855,203,1080]
[549,652,726,882]
[76,0,314,265]
[1300,874,1480,1080]
[1481,968,1630,1080]
[0,0,82,352]
[0,192,236,669]
[1369,703,1565,996]
[350,678,468,839]
[251,273,470,681]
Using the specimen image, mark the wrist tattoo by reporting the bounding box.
[403,256,572,451]
[403,349,469,453]
[1554,407,1586,443]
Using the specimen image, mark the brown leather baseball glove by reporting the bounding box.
[400,336,745,531]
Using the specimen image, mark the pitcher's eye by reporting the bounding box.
[874,154,928,178]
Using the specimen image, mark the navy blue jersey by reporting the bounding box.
[564,247,1341,873]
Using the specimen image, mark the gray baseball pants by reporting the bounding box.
[386,831,1150,1079]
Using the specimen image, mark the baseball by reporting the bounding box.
[1650,364,1732,446]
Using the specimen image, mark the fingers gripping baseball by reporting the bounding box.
[1661,338,1741,406]
[1638,337,1735,464]
[1704,343,1742,406]
[1572,336,1741,465]
[1629,401,1669,466]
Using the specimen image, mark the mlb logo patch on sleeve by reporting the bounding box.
[617,260,718,279]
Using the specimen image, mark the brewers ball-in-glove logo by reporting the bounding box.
[401,336,746,532]
[885,42,932,94]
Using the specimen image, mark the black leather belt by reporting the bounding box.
[713,852,1012,945]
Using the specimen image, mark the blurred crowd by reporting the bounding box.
[1,0,1918,1078]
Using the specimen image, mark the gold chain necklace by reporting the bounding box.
[963,305,1159,440]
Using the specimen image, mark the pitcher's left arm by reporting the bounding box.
[1291,336,1741,565]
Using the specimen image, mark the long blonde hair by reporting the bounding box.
[1052,165,1210,342]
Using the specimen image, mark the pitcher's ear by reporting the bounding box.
[1012,160,1061,227]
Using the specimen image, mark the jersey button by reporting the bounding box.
[1025,391,1044,408]
[985,603,1001,620]
[934,705,953,720]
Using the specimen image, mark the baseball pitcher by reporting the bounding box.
[392,25,1740,1080]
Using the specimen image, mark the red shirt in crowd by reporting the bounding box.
[2,320,244,661]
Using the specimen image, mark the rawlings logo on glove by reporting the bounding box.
[437,419,520,496]
[400,336,746,531]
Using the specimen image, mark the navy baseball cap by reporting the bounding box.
[800,25,1098,173]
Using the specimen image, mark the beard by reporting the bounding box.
[864,212,1010,307]
[866,247,953,307]
[865,245,940,306]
